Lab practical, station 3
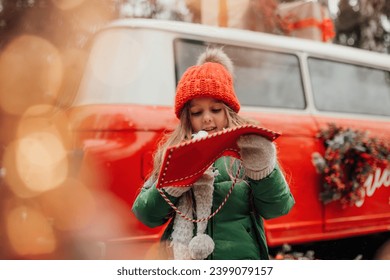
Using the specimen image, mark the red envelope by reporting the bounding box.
[156,124,280,189]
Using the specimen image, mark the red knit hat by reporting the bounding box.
[174,49,241,118]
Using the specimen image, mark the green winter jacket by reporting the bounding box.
[132,157,295,260]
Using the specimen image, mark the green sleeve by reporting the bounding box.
[132,180,179,228]
[248,164,295,220]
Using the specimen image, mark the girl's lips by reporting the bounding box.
[204,127,216,132]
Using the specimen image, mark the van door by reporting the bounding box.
[308,57,390,235]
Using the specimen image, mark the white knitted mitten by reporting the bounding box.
[193,167,215,187]
[237,134,276,180]
[163,186,191,197]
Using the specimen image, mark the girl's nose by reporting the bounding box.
[203,111,212,123]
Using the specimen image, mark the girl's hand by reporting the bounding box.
[237,134,276,180]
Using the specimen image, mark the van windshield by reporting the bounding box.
[73,28,175,106]
[174,39,305,110]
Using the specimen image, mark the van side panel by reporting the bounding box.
[315,116,390,236]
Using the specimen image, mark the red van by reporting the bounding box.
[69,19,390,259]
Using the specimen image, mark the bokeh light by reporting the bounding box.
[3,141,42,199]
[6,205,57,256]
[0,35,63,115]
[2,105,71,198]
[38,178,96,231]
[17,104,72,151]
[58,48,88,107]
[15,131,68,193]
[66,0,115,33]
[51,0,86,10]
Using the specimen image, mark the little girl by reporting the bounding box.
[132,48,295,260]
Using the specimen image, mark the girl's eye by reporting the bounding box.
[212,108,222,113]
[190,111,202,116]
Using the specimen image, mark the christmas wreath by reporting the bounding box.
[312,123,389,207]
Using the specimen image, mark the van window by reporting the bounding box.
[174,39,305,110]
[74,28,175,106]
[308,58,390,116]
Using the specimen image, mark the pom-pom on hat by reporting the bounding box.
[174,48,241,118]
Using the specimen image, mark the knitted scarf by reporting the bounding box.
[170,175,215,260]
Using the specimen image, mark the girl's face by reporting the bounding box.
[188,97,228,134]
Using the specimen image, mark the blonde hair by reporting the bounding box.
[148,103,257,182]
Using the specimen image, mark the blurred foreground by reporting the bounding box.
[0,0,144,260]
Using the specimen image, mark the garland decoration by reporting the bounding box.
[312,123,389,207]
